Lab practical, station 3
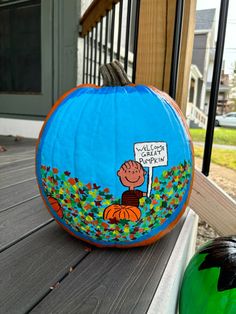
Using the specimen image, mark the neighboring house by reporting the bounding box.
[186,64,207,128]
[187,8,231,128]
[191,8,216,114]
[228,62,236,113]
[188,64,202,108]
[206,68,230,115]
[187,9,216,128]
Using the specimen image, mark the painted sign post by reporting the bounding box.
[134,142,168,197]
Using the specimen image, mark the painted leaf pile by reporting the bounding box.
[40,160,191,243]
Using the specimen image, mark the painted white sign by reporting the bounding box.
[134,142,168,197]
[134,142,168,167]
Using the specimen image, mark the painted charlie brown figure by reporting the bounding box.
[103,160,146,222]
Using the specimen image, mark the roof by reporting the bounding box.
[196,9,216,31]
[191,64,203,79]
[192,33,208,74]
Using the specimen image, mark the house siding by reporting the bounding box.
[192,33,208,75]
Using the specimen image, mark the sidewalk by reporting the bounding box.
[194,142,236,151]
[195,157,236,200]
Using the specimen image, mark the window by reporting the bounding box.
[0,0,41,93]
[189,78,195,103]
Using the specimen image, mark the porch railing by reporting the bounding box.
[80,0,140,85]
[186,102,208,129]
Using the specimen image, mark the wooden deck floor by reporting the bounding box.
[0,135,190,314]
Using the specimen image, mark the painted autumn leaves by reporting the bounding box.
[40,161,191,242]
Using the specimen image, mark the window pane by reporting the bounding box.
[0,0,41,93]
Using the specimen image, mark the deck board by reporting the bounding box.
[0,222,89,314]
[0,136,35,166]
[0,152,34,167]
[0,157,34,173]
[0,135,191,314]
[0,178,39,211]
[0,165,35,188]
[31,219,184,314]
[0,196,51,251]
[0,135,36,150]
[0,148,34,159]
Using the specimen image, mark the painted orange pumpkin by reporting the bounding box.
[47,196,63,218]
[103,205,141,222]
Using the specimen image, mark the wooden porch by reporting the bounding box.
[1,0,236,313]
[0,136,198,313]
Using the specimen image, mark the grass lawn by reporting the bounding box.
[190,127,236,146]
[194,146,236,171]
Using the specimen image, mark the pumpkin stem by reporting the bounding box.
[99,60,132,86]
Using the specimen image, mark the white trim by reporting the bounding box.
[186,102,208,129]
[147,209,199,314]
[191,64,203,79]
[0,118,43,139]
[195,29,211,34]
[193,78,198,107]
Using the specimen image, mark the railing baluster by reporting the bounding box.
[132,0,141,83]
[90,28,94,83]
[202,0,229,176]
[98,18,103,85]
[124,0,132,72]
[86,34,89,84]
[110,4,116,62]
[117,0,123,61]
[169,0,184,99]
[94,23,98,84]
[104,11,109,64]
[82,0,141,84]
[82,36,86,84]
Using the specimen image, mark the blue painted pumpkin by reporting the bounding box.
[36,61,193,247]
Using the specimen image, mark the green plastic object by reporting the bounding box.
[179,237,236,314]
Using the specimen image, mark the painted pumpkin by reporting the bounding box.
[47,196,63,218]
[103,205,141,222]
[179,237,236,314]
[36,60,194,248]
